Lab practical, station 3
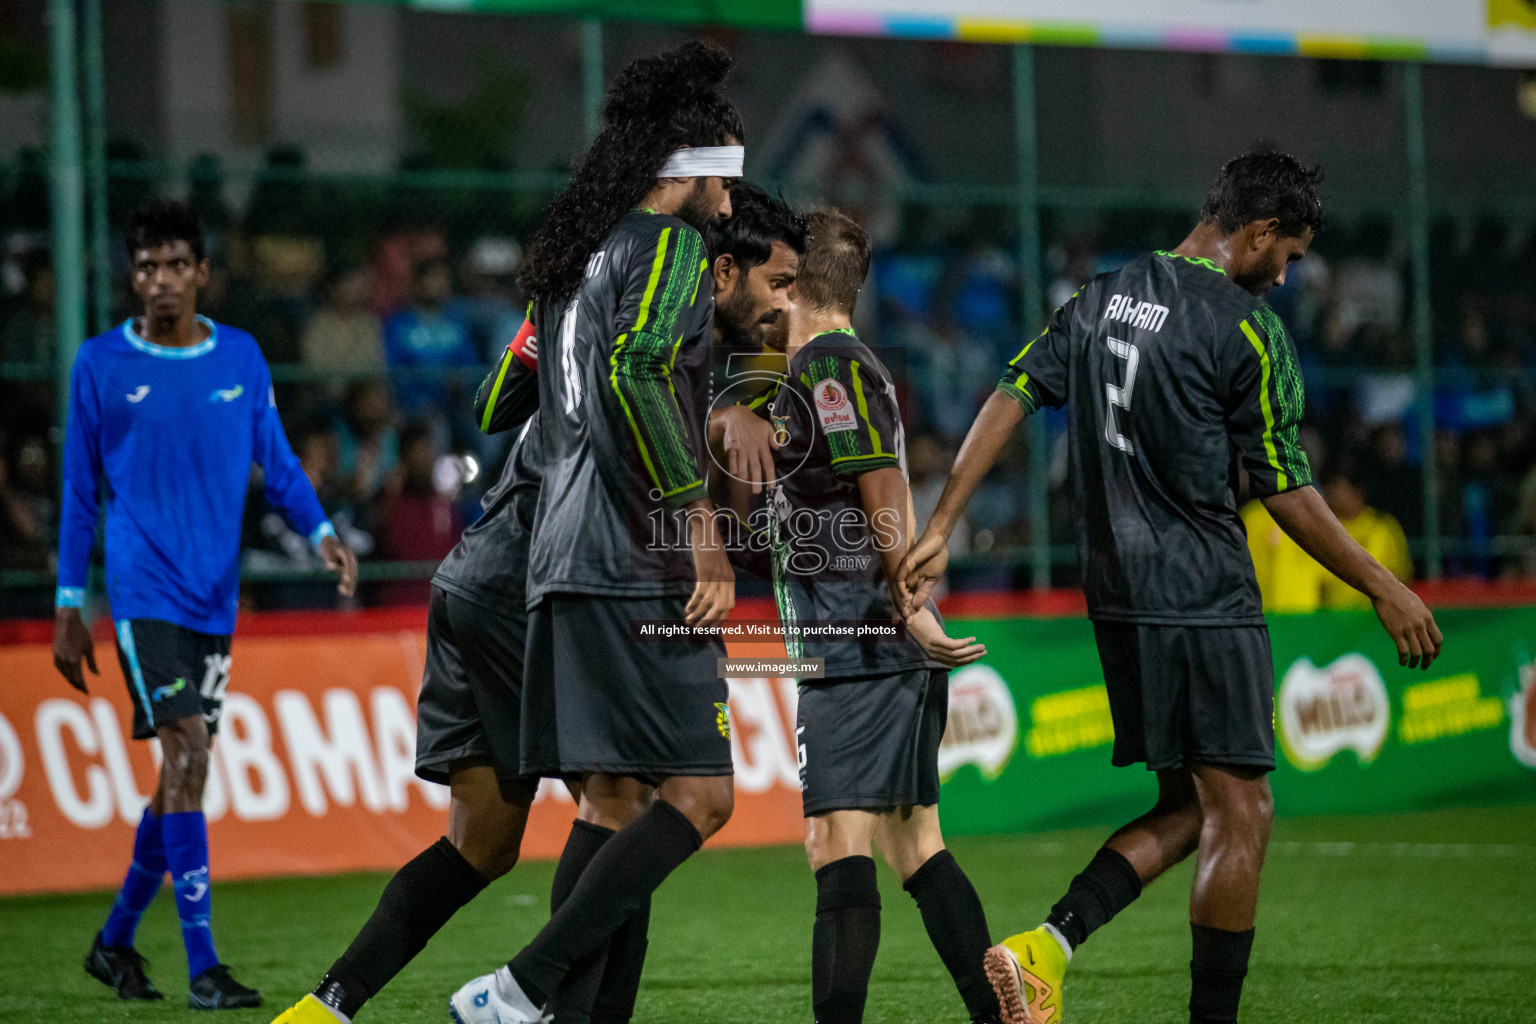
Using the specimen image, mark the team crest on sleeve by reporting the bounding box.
[715,702,732,739]
[814,378,857,434]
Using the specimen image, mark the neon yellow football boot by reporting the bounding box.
[984,926,1068,1024]
[268,994,345,1024]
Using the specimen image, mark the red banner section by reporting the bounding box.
[0,608,802,896]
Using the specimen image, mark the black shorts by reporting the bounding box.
[520,593,732,779]
[414,586,539,799]
[796,668,947,817]
[1093,621,1275,773]
[113,619,231,741]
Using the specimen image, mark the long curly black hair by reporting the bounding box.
[520,42,745,304]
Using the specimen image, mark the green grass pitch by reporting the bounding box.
[3,804,1533,1023]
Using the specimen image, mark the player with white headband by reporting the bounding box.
[269,42,746,1024]
[441,41,746,1024]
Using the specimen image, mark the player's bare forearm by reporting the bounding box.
[857,467,910,587]
[894,391,1022,617]
[929,390,1023,538]
[1265,485,1443,669]
[1262,486,1396,599]
[684,497,735,625]
[52,606,98,693]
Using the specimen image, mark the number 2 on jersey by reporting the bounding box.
[1103,336,1139,454]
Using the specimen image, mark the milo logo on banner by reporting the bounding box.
[939,664,1018,780]
[1278,654,1390,771]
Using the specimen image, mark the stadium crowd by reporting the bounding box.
[3,148,1536,617]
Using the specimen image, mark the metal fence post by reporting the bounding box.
[49,0,87,446]
[1403,62,1442,579]
[582,18,604,143]
[83,0,110,335]
[1013,44,1050,590]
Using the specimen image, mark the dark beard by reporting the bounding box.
[714,287,756,349]
[673,178,717,232]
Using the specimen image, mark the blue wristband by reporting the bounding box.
[309,521,337,548]
[55,586,85,609]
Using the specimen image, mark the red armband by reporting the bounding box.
[507,318,538,370]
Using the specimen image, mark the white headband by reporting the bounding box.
[657,146,744,178]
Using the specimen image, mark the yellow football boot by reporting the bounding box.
[984,926,1068,1024]
[268,994,345,1024]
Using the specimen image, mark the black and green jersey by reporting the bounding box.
[999,250,1311,625]
[528,210,715,604]
[764,329,940,678]
[433,352,542,620]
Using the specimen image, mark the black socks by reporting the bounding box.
[546,820,653,1024]
[1045,846,1143,952]
[510,800,701,1008]
[318,837,488,1017]
[590,900,650,1024]
[903,850,1001,1024]
[1189,923,1255,1024]
[812,856,882,1024]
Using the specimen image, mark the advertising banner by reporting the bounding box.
[2,602,1533,895]
[934,607,1536,835]
[0,613,806,896]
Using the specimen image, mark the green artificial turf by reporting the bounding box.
[2,804,1532,1023]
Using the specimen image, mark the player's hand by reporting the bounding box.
[712,405,779,494]
[906,606,986,668]
[1371,581,1443,670]
[685,501,735,626]
[320,534,359,597]
[896,527,949,619]
[53,606,98,694]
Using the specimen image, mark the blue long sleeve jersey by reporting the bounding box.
[57,318,332,635]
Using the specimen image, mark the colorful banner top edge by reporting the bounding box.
[802,12,1497,64]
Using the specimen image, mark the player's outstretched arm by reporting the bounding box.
[898,390,1024,616]
[1264,485,1443,669]
[858,466,988,664]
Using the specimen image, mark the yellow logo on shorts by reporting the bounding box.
[715,702,731,739]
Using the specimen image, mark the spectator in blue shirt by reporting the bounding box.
[383,257,478,417]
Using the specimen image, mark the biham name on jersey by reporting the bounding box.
[1105,293,1171,333]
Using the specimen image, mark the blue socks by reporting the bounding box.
[163,810,220,979]
[101,808,167,948]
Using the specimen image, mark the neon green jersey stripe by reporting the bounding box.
[609,331,664,490]
[479,348,514,433]
[633,228,671,334]
[1240,319,1287,491]
[848,359,884,457]
[1007,329,1043,367]
[745,383,778,410]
